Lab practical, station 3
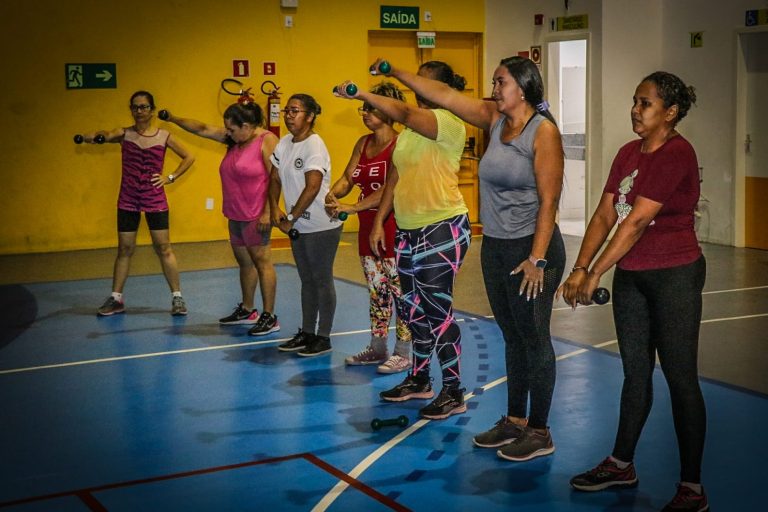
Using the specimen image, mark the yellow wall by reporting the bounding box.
[0,0,484,255]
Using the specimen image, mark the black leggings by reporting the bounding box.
[612,256,707,483]
[481,227,566,429]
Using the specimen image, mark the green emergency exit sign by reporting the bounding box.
[66,63,117,89]
[380,6,419,29]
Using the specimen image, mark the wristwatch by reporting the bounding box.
[167,174,175,183]
[529,256,547,269]
[286,213,295,222]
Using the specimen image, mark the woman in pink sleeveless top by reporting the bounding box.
[78,90,194,317]
[163,102,280,336]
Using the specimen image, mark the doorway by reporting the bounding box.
[736,30,768,249]
[547,39,587,237]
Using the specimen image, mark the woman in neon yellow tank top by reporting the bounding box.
[334,61,472,421]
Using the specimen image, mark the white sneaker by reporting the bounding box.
[377,354,412,374]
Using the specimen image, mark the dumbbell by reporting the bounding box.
[371,415,408,431]
[332,83,358,96]
[592,287,610,305]
[337,211,348,221]
[369,61,391,75]
[288,228,299,240]
[158,109,170,121]
[74,134,104,144]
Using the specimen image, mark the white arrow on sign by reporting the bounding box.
[96,70,113,82]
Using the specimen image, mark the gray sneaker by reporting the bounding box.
[171,296,188,316]
[345,346,388,365]
[473,416,526,448]
[497,426,555,462]
[97,296,125,316]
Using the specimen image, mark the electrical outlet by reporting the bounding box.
[284,15,293,28]
[205,198,214,210]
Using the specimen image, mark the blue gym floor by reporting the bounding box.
[1,263,766,511]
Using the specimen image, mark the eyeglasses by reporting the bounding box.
[281,108,308,117]
[130,104,152,112]
[357,106,377,115]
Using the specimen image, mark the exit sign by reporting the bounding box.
[417,31,435,48]
[380,6,419,29]
[555,14,589,31]
[66,63,117,89]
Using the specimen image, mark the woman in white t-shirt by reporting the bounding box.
[268,93,342,357]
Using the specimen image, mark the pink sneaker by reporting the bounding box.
[377,354,412,374]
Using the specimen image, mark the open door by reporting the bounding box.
[739,31,768,249]
[547,39,588,237]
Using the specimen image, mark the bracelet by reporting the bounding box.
[570,266,588,274]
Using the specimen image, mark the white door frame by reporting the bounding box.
[734,26,768,247]
[544,31,593,213]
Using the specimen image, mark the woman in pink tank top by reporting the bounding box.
[163,102,280,337]
[324,82,412,374]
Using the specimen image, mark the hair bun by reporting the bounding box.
[453,74,467,92]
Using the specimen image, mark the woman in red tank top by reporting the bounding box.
[324,82,412,374]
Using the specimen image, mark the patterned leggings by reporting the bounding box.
[396,214,471,389]
[361,256,411,343]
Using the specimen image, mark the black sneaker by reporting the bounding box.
[473,416,525,448]
[219,303,258,325]
[662,484,709,511]
[297,335,332,357]
[419,387,467,419]
[277,329,310,352]
[497,426,555,462]
[248,312,280,336]
[570,457,639,491]
[379,373,434,402]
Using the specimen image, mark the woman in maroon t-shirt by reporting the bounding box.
[325,82,412,374]
[558,72,708,511]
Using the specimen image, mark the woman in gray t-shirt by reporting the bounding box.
[373,56,566,463]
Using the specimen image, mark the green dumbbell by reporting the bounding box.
[371,415,409,431]
[333,83,358,96]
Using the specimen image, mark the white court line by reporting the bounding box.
[5,284,765,376]
[0,328,370,376]
[703,285,768,295]
[310,306,768,510]
[311,343,607,511]
[548,284,768,312]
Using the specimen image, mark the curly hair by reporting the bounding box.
[642,71,697,125]
[370,81,405,102]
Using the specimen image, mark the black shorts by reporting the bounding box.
[117,209,170,232]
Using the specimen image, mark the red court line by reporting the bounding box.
[76,491,107,511]
[303,453,410,512]
[0,453,406,511]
